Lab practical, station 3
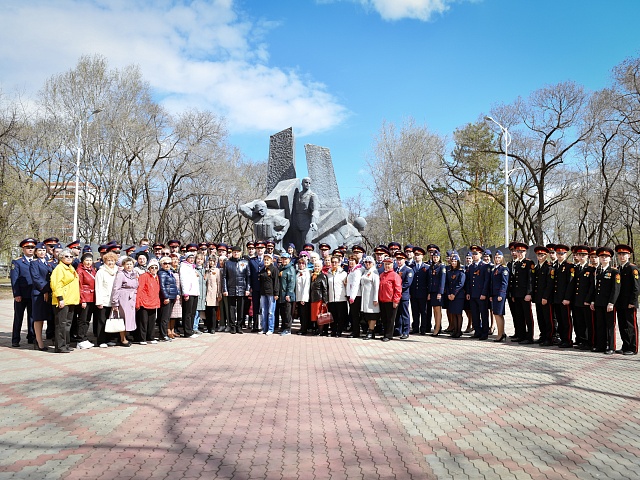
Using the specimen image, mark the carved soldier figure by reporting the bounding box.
[291,177,318,249]
[239,200,289,251]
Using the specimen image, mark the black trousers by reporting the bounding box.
[251,292,261,329]
[572,304,592,346]
[137,307,157,341]
[594,305,616,351]
[327,301,348,335]
[204,305,218,332]
[12,297,34,344]
[279,301,292,331]
[54,304,74,351]
[349,296,362,336]
[535,301,554,342]
[411,297,430,334]
[511,297,534,340]
[380,302,398,339]
[181,296,197,336]
[95,306,113,345]
[77,302,97,342]
[158,300,174,338]
[553,303,573,344]
[227,296,245,328]
[616,306,638,354]
[297,302,311,333]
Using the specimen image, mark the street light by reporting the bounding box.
[484,116,512,247]
[72,108,102,241]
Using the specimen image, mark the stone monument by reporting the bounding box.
[239,128,366,251]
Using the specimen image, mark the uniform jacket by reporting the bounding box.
[572,263,595,306]
[278,262,296,303]
[77,264,97,303]
[410,261,430,299]
[465,261,490,299]
[136,272,161,309]
[30,258,53,297]
[223,257,250,296]
[593,266,620,307]
[397,264,414,300]
[551,261,575,304]
[428,262,446,296]
[249,256,265,291]
[10,255,34,298]
[50,262,80,306]
[508,258,534,298]
[379,270,402,304]
[445,268,466,298]
[491,264,509,299]
[158,268,179,300]
[309,272,328,304]
[616,262,640,308]
[533,261,552,303]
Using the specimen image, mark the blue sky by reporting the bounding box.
[1,0,639,205]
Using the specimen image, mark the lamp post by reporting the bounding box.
[485,116,512,247]
[72,109,102,241]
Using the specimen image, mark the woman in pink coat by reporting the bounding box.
[110,256,139,347]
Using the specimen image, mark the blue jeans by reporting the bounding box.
[193,310,200,331]
[260,295,276,333]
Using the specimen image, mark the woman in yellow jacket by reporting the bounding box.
[50,248,80,353]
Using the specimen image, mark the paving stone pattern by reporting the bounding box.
[1,299,638,479]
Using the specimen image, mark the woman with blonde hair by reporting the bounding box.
[95,251,119,348]
[111,256,138,347]
[50,248,80,353]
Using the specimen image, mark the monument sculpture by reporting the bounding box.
[239,127,366,251]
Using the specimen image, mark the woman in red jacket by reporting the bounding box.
[77,252,97,349]
[136,258,161,344]
[378,256,402,342]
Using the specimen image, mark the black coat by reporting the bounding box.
[572,263,595,306]
[593,266,620,307]
[309,272,328,303]
[616,262,640,308]
[551,261,575,304]
[223,257,251,296]
[533,261,552,303]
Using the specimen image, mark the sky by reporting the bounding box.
[1,0,639,206]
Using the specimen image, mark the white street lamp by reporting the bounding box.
[72,108,102,241]
[485,116,512,247]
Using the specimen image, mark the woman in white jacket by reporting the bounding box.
[325,255,348,337]
[360,256,381,340]
[295,257,311,335]
[179,252,200,338]
[94,252,119,347]
[346,254,363,338]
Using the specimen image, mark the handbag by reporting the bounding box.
[105,308,126,333]
[316,303,333,326]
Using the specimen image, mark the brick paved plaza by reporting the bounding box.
[1,298,639,479]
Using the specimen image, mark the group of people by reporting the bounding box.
[8,235,639,356]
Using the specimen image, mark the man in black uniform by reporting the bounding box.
[508,243,535,344]
[591,247,620,354]
[571,245,595,350]
[551,244,575,348]
[533,246,554,345]
[614,244,639,355]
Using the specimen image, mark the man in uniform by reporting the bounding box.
[533,246,554,345]
[410,246,431,335]
[571,245,595,350]
[11,238,37,347]
[249,241,266,332]
[508,243,535,344]
[465,245,491,340]
[43,237,59,260]
[374,245,388,274]
[404,245,415,268]
[551,244,575,348]
[168,239,181,256]
[614,244,639,355]
[222,246,250,334]
[591,247,620,354]
[394,251,414,339]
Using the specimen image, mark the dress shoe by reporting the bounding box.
[623,350,636,355]
[510,337,521,342]
[579,344,591,350]
[604,349,614,355]
[615,349,624,354]
[251,328,259,333]
[430,330,440,337]
[479,336,488,340]
[11,343,20,348]
[592,347,605,353]
[54,348,71,353]
[400,334,409,339]
[236,328,243,334]
[27,339,35,344]
[534,338,543,344]
[558,342,573,348]
[381,337,391,342]
[520,339,534,345]
[493,334,507,343]
[539,341,552,346]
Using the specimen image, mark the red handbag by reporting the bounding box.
[316,303,333,325]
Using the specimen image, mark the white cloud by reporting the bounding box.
[350,0,455,21]
[0,0,347,136]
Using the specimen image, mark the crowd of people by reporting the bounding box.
[8,236,639,356]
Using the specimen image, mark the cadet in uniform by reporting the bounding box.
[571,245,595,350]
[490,250,509,342]
[532,246,553,345]
[11,238,37,347]
[614,244,639,355]
[394,251,414,339]
[591,247,620,354]
[428,250,446,335]
[508,243,535,343]
[465,245,491,340]
[551,244,575,347]
[410,246,431,335]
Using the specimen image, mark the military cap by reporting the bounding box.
[217,243,228,251]
[125,245,137,254]
[319,243,331,250]
[82,245,93,253]
[35,242,46,250]
[167,239,181,247]
[404,244,413,252]
[186,243,198,252]
[554,244,570,254]
[266,240,275,247]
[513,243,529,252]
[106,243,122,252]
[387,242,401,250]
[596,246,614,257]
[545,243,556,252]
[483,249,492,256]
[20,238,37,248]
[352,245,366,254]
[615,244,634,255]
[494,250,504,256]
[246,241,255,248]
[198,242,208,249]
[302,243,314,251]
[394,251,407,259]
[43,237,59,245]
[426,244,439,252]
[231,245,242,252]
[469,245,483,253]
[152,243,165,249]
[66,239,80,249]
[98,244,108,254]
[255,241,267,248]
[534,245,549,254]
[413,246,426,255]
[374,245,389,255]
[572,245,590,255]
